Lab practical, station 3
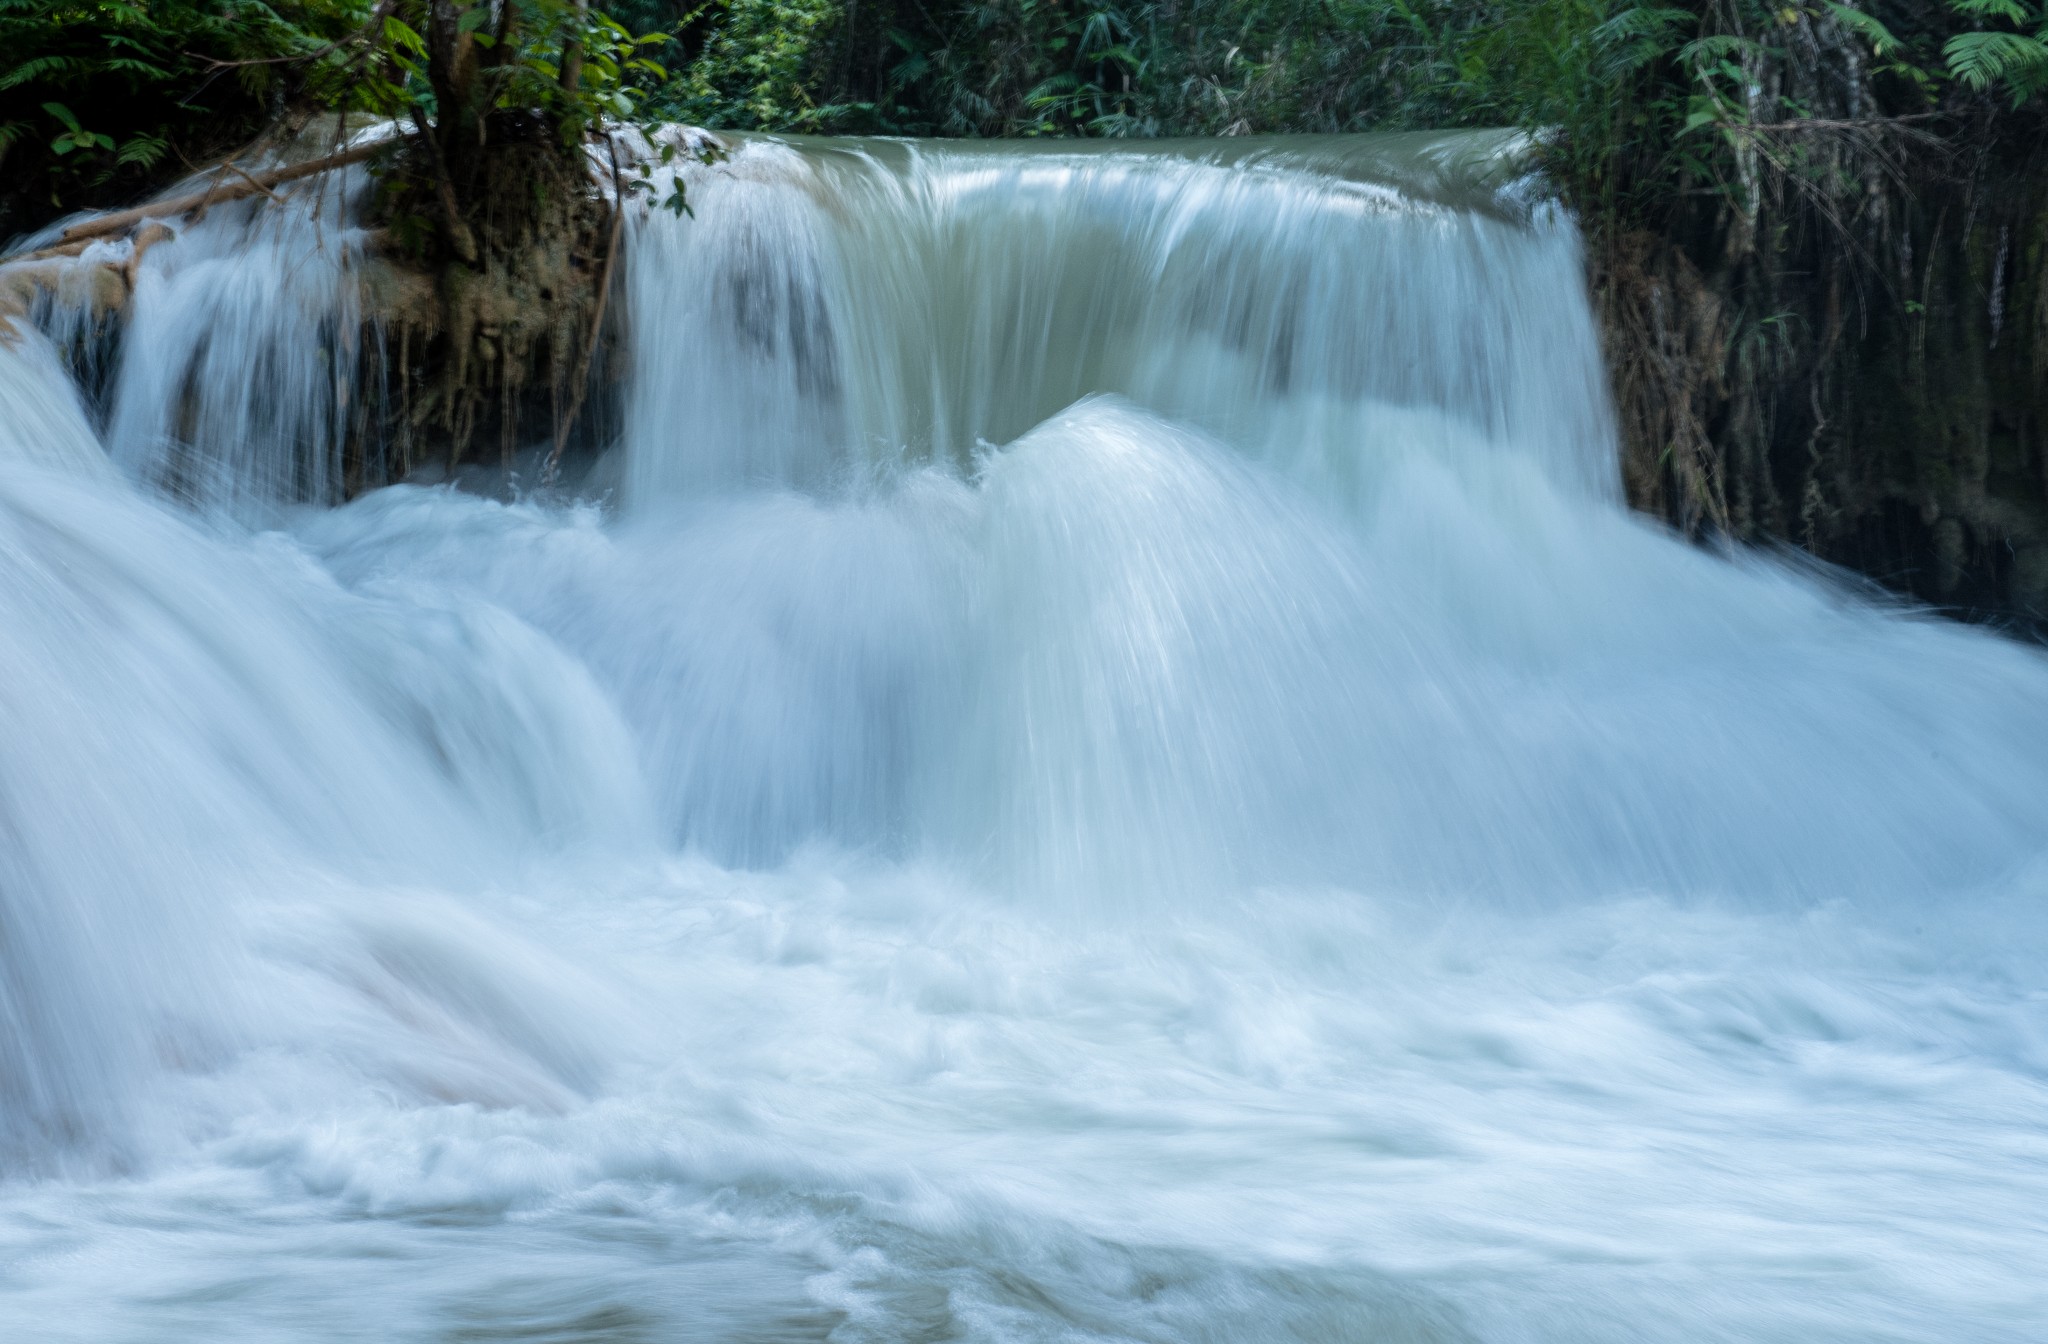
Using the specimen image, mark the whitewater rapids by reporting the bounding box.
[1,133,2045,1342]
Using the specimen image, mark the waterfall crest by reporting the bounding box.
[625,134,1615,505]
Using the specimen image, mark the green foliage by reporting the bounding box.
[643,1,2045,236]
[647,0,845,130]
[346,1,676,144]
[0,0,372,213]
[623,130,724,214]
[0,0,690,231]
[7,0,2042,243]
[1945,0,2048,103]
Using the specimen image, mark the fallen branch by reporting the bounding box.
[6,139,390,259]
[0,220,175,323]
[171,140,255,228]
[3,236,97,267]
[222,160,288,204]
[0,255,133,340]
[121,223,175,290]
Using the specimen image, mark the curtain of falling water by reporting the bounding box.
[623,133,1615,504]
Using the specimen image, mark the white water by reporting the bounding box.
[2,134,2047,1342]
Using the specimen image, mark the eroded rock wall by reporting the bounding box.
[1604,131,2048,633]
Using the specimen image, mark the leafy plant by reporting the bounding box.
[652,0,844,130]
[0,0,373,217]
[1945,0,2048,103]
[41,101,115,156]
[0,0,697,238]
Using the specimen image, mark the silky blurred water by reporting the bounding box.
[1,134,2045,1342]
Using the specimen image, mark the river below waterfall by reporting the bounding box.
[2,132,2046,1342]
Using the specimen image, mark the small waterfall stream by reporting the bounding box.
[0,132,2044,1342]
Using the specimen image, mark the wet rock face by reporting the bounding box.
[1609,157,2048,636]
[1807,177,2048,631]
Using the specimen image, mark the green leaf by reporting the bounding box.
[383,16,425,56]
[40,100,83,135]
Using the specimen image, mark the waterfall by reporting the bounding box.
[623,133,1614,502]
[0,132,2045,1343]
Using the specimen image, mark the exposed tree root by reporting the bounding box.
[358,117,620,486]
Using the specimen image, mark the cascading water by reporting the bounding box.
[1,132,2046,1342]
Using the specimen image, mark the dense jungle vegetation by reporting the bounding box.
[5,2,2041,236]
[6,1,2048,622]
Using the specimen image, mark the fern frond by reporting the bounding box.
[100,57,174,80]
[1589,5,1694,79]
[1678,34,1758,68]
[1590,6,1692,44]
[1946,30,2048,89]
[115,132,167,168]
[0,55,85,90]
[1950,0,2033,22]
